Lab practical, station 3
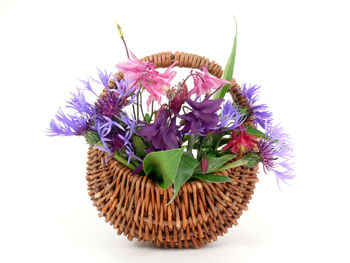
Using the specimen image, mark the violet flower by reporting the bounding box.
[119,113,142,162]
[180,97,224,135]
[92,68,112,88]
[257,124,295,185]
[137,109,180,150]
[80,79,97,97]
[241,84,273,129]
[48,110,91,136]
[93,113,140,163]
[218,101,246,131]
[188,66,230,98]
[47,90,95,136]
[95,91,124,118]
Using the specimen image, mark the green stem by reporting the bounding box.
[213,158,248,172]
[187,134,195,153]
[132,104,136,120]
[136,92,140,120]
[114,152,136,170]
[149,100,154,122]
[139,89,145,120]
[95,141,136,170]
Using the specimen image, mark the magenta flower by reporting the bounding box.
[170,84,188,114]
[116,51,177,107]
[188,66,230,98]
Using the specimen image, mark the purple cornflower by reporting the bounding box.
[93,117,123,154]
[258,124,295,185]
[48,110,91,136]
[180,97,224,135]
[218,101,246,131]
[111,76,138,106]
[137,109,180,150]
[241,84,273,129]
[66,90,94,116]
[92,68,112,88]
[95,91,124,118]
[47,90,94,136]
[119,113,142,162]
[80,79,97,96]
[93,115,142,164]
[95,77,138,118]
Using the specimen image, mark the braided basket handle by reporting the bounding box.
[140,52,223,78]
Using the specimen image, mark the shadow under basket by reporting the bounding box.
[86,52,259,249]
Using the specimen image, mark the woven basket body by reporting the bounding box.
[86,52,259,248]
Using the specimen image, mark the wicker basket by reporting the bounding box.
[86,52,259,248]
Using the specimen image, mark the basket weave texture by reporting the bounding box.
[86,52,259,248]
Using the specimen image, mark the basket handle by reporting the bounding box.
[140,52,223,78]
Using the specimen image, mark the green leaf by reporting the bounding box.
[192,174,232,183]
[245,125,266,138]
[143,148,184,189]
[194,154,237,174]
[167,152,198,205]
[144,113,151,123]
[213,17,238,99]
[132,136,147,158]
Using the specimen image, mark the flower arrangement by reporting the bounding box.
[48,24,294,205]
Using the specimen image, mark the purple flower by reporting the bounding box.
[80,79,97,97]
[258,124,295,185]
[180,97,224,135]
[137,109,180,150]
[92,68,112,88]
[119,113,142,162]
[110,77,138,106]
[93,113,141,163]
[47,90,94,136]
[66,90,95,116]
[95,91,124,118]
[218,101,246,131]
[94,123,124,154]
[48,110,91,136]
[241,84,273,129]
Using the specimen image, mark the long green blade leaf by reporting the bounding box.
[213,17,238,99]
[192,174,232,183]
[245,125,266,138]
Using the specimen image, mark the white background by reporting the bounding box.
[1,0,350,262]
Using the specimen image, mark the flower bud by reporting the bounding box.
[170,83,188,114]
[201,156,209,174]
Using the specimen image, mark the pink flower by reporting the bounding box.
[188,66,231,98]
[116,51,177,107]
